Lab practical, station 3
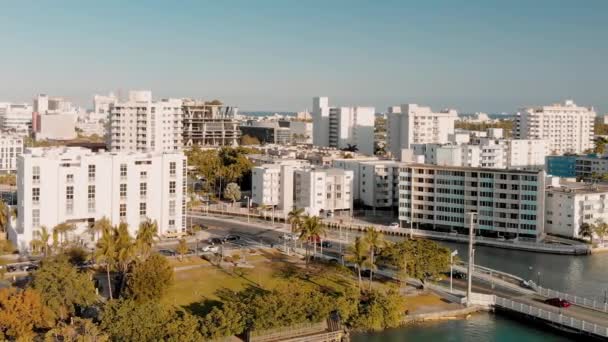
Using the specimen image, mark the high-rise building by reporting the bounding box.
[515,100,595,154]
[387,104,457,159]
[312,97,375,155]
[0,102,32,135]
[109,91,183,152]
[182,100,240,147]
[10,147,186,251]
[92,93,118,121]
[398,164,545,240]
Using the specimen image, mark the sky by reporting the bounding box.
[0,0,606,113]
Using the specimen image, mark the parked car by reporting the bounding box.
[202,245,219,253]
[389,222,400,229]
[22,264,38,272]
[544,298,571,308]
[210,238,224,245]
[158,249,176,256]
[6,265,18,272]
[280,233,298,241]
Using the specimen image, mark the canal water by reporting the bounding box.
[353,242,608,341]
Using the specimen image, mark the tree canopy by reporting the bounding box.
[0,288,53,341]
[125,254,174,303]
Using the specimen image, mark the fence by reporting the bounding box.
[537,286,608,313]
[495,297,608,338]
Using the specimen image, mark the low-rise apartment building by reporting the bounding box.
[0,135,24,173]
[251,160,309,211]
[294,167,354,216]
[10,147,186,251]
[398,164,545,239]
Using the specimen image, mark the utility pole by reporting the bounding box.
[467,211,476,307]
[450,249,458,293]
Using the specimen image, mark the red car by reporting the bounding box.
[544,298,571,308]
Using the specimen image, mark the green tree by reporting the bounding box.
[223,182,242,206]
[387,239,450,283]
[53,222,76,246]
[363,228,384,289]
[352,289,405,331]
[95,228,117,299]
[298,215,325,261]
[240,134,261,145]
[125,254,174,303]
[44,317,109,342]
[579,222,594,242]
[176,238,189,261]
[88,217,112,242]
[114,222,135,276]
[594,218,608,244]
[31,257,97,321]
[135,219,158,260]
[0,200,8,237]
[0,288,53,340]
[346,237,370,290]
[200,304,246,340]
[287,207,304,233]
[35,226,52,257]
[100,299,202,342]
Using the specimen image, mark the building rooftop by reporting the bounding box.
[402,162,543,175]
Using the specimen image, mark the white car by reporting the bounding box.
[202,245,219,253]
[389,222,400,229]
[281,233,298,241]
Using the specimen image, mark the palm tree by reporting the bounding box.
[346,237,369,290]
[136,219,158,259]
[363,227,384,289]
[287,207,304,250]
[300,215,325,260]
[89,217,112,242]
[0,200,8,238]
[114,223,135,276]
[53,222,75,246]
[35,226,51,257]
[95,228,117,299]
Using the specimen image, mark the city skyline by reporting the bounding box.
[1,1,607,113]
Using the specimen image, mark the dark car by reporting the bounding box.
[22,264,39,272]
[158,249,176,256]
[223,235,240,242]
[317,241,332,248]
[210,238,224,245]
[544,298,571,308]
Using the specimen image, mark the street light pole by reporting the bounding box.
[450,250,458,293]
[466,211,476,307]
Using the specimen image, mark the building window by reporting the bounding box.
[32,209,40,228]
[88,165,96,181]
[140,183,147,198]
[169,200,176,216]
[66,186,74,214]
[140,171,147,180]
[169,181,176,196]
[120,164,127,179]
[170,162,176,176]
[88,185,95,213]
[120,184,127,199]
[169,219,175,228]
[139,202,146,218]
[32,188,40,204]
[33,166,40,184]
[120,204,127,221]
[66,174,74,183]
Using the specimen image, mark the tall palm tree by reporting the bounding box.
[53,222,76,246]
[114,223,135,275]
[287,207,304,250]
[35,226,51,257]
[95,228,117,299]
[89,217,112,242]
[363,227,384,289]
[136,219,158,259]
[301,215,325,260]
[0,200,8,238]
[346,237,369,291]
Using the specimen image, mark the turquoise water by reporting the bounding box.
[353,312,573,342]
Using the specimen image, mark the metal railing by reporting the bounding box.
[537,286,608,313]
[495,297,608,338]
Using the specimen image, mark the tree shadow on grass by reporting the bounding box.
[183,297,223,317]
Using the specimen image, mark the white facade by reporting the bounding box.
[251,160,308,211]
[10,147,186,251]
[387,104,457,159]
[109,91,183,152]
[92,93,117,122]
[0,135,24,173]
[515,100,595,155]
[294,167,353,216]
[289,121,313,144]
[36,112,77,140]
[312,97,375,155]
[0,102,32,135]
[545,182,608,239]
[398,164,545,239]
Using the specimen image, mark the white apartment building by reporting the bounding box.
[109,91,183,152]
[575,156,608,180]
[312,97,375,155]
[251,160,309,211]
[35,112,78,140]
[0,102,32,134]
[10,147,186,251]
[92,93,118,122]
[294,167,354,216]
[332,158,401,208]
[289,121,313,144]
[387,104,458,160]
[545,180,608,239]
[515,100,595,155]
[398,164,545,239]
[0,135,24,173]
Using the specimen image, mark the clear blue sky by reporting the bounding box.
[1,0,606,113]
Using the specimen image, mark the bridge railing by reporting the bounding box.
[537,286,608,313]
[495,297,608,338]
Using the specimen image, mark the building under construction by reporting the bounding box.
[182,100,241,147]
